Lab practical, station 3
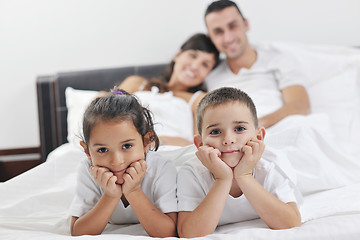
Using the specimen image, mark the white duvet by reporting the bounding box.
[1,42,360,239]
[1,143,360,240]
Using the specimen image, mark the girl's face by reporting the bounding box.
[171,49,216,90]
[81,119,148,185]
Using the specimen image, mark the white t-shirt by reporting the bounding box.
[177,147,302,226]
[204,45,307,118]
[134,87,203,142]
[70,151,178,224]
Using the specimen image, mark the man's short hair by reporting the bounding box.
[205,0,245,20]
[196,87,258,135]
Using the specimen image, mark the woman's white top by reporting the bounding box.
[134,87,202,142]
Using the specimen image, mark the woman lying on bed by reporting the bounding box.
[115,33,219,146]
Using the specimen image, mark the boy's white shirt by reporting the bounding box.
[70,151,178,224]
[177,146,303,226]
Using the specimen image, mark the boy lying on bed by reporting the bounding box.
[177,87,302,238]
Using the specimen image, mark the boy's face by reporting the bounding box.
[196,101,264,168]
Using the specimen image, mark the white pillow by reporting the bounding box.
[64,87,195,147]
[65,87,99,146]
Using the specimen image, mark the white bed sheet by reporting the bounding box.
[1,42,360,239]
[1,143,360,240]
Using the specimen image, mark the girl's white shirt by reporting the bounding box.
[70,151,178,224]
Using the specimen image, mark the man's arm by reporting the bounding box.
[258,85,310,128]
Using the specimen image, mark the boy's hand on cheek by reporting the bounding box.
[234,138,265,179]
[122,160,147,196]
[196,146,233,181]
[90,165,122,198]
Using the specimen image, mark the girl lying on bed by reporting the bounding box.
[70,89,178,237]
[112,33,219,146]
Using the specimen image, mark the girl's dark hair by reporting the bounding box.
[145,33,220,93]
[82,88,160,150]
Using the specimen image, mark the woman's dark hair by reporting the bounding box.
[145,33,220,93]
[82,88,160,150]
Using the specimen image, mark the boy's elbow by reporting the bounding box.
[178,225,212,238]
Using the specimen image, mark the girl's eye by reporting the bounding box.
[202,62,209,68]
[235,126,245,132]
[122,144,132,150]
[97,147,108,153]
[210,129,221,135]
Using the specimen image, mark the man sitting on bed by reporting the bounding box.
[203,0,311,129]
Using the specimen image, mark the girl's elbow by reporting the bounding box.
[270,217,301,230]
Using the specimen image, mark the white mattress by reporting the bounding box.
[1,143,360,240]
[1,42,360,239]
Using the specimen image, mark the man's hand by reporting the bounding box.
[196,145,233,181]
[122,160,147,196]
[234,138,265,179]
[90,166,123,198]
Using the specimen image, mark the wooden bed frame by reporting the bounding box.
[36,63,166,160]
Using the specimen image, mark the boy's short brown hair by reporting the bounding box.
[196,87,258,135]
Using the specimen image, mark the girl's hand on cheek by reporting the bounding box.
[90,165,123,198]
[234,138,265,179]
[122,160,147,196]
[196,145,233,181]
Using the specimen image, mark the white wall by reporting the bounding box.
[1,0,359,149]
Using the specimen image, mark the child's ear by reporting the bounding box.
[256,127,266,141]
[143,132,153,152]
[193,134,203,149]
[80,141,91,160]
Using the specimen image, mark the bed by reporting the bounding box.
[1,42,360,239]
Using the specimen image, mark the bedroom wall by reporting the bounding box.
[1,0,360,150]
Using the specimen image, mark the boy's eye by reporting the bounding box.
[122,144,132,150]
[210,129,221,135]
[97,147,108,153]
[235,126,245,132]
[189,53,196,58]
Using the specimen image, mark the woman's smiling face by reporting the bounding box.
[171,49,216,90]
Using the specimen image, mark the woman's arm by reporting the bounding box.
[118,75,148,93]
[190,92,207,135]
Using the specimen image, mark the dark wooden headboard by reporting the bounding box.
[36,63,166,161]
